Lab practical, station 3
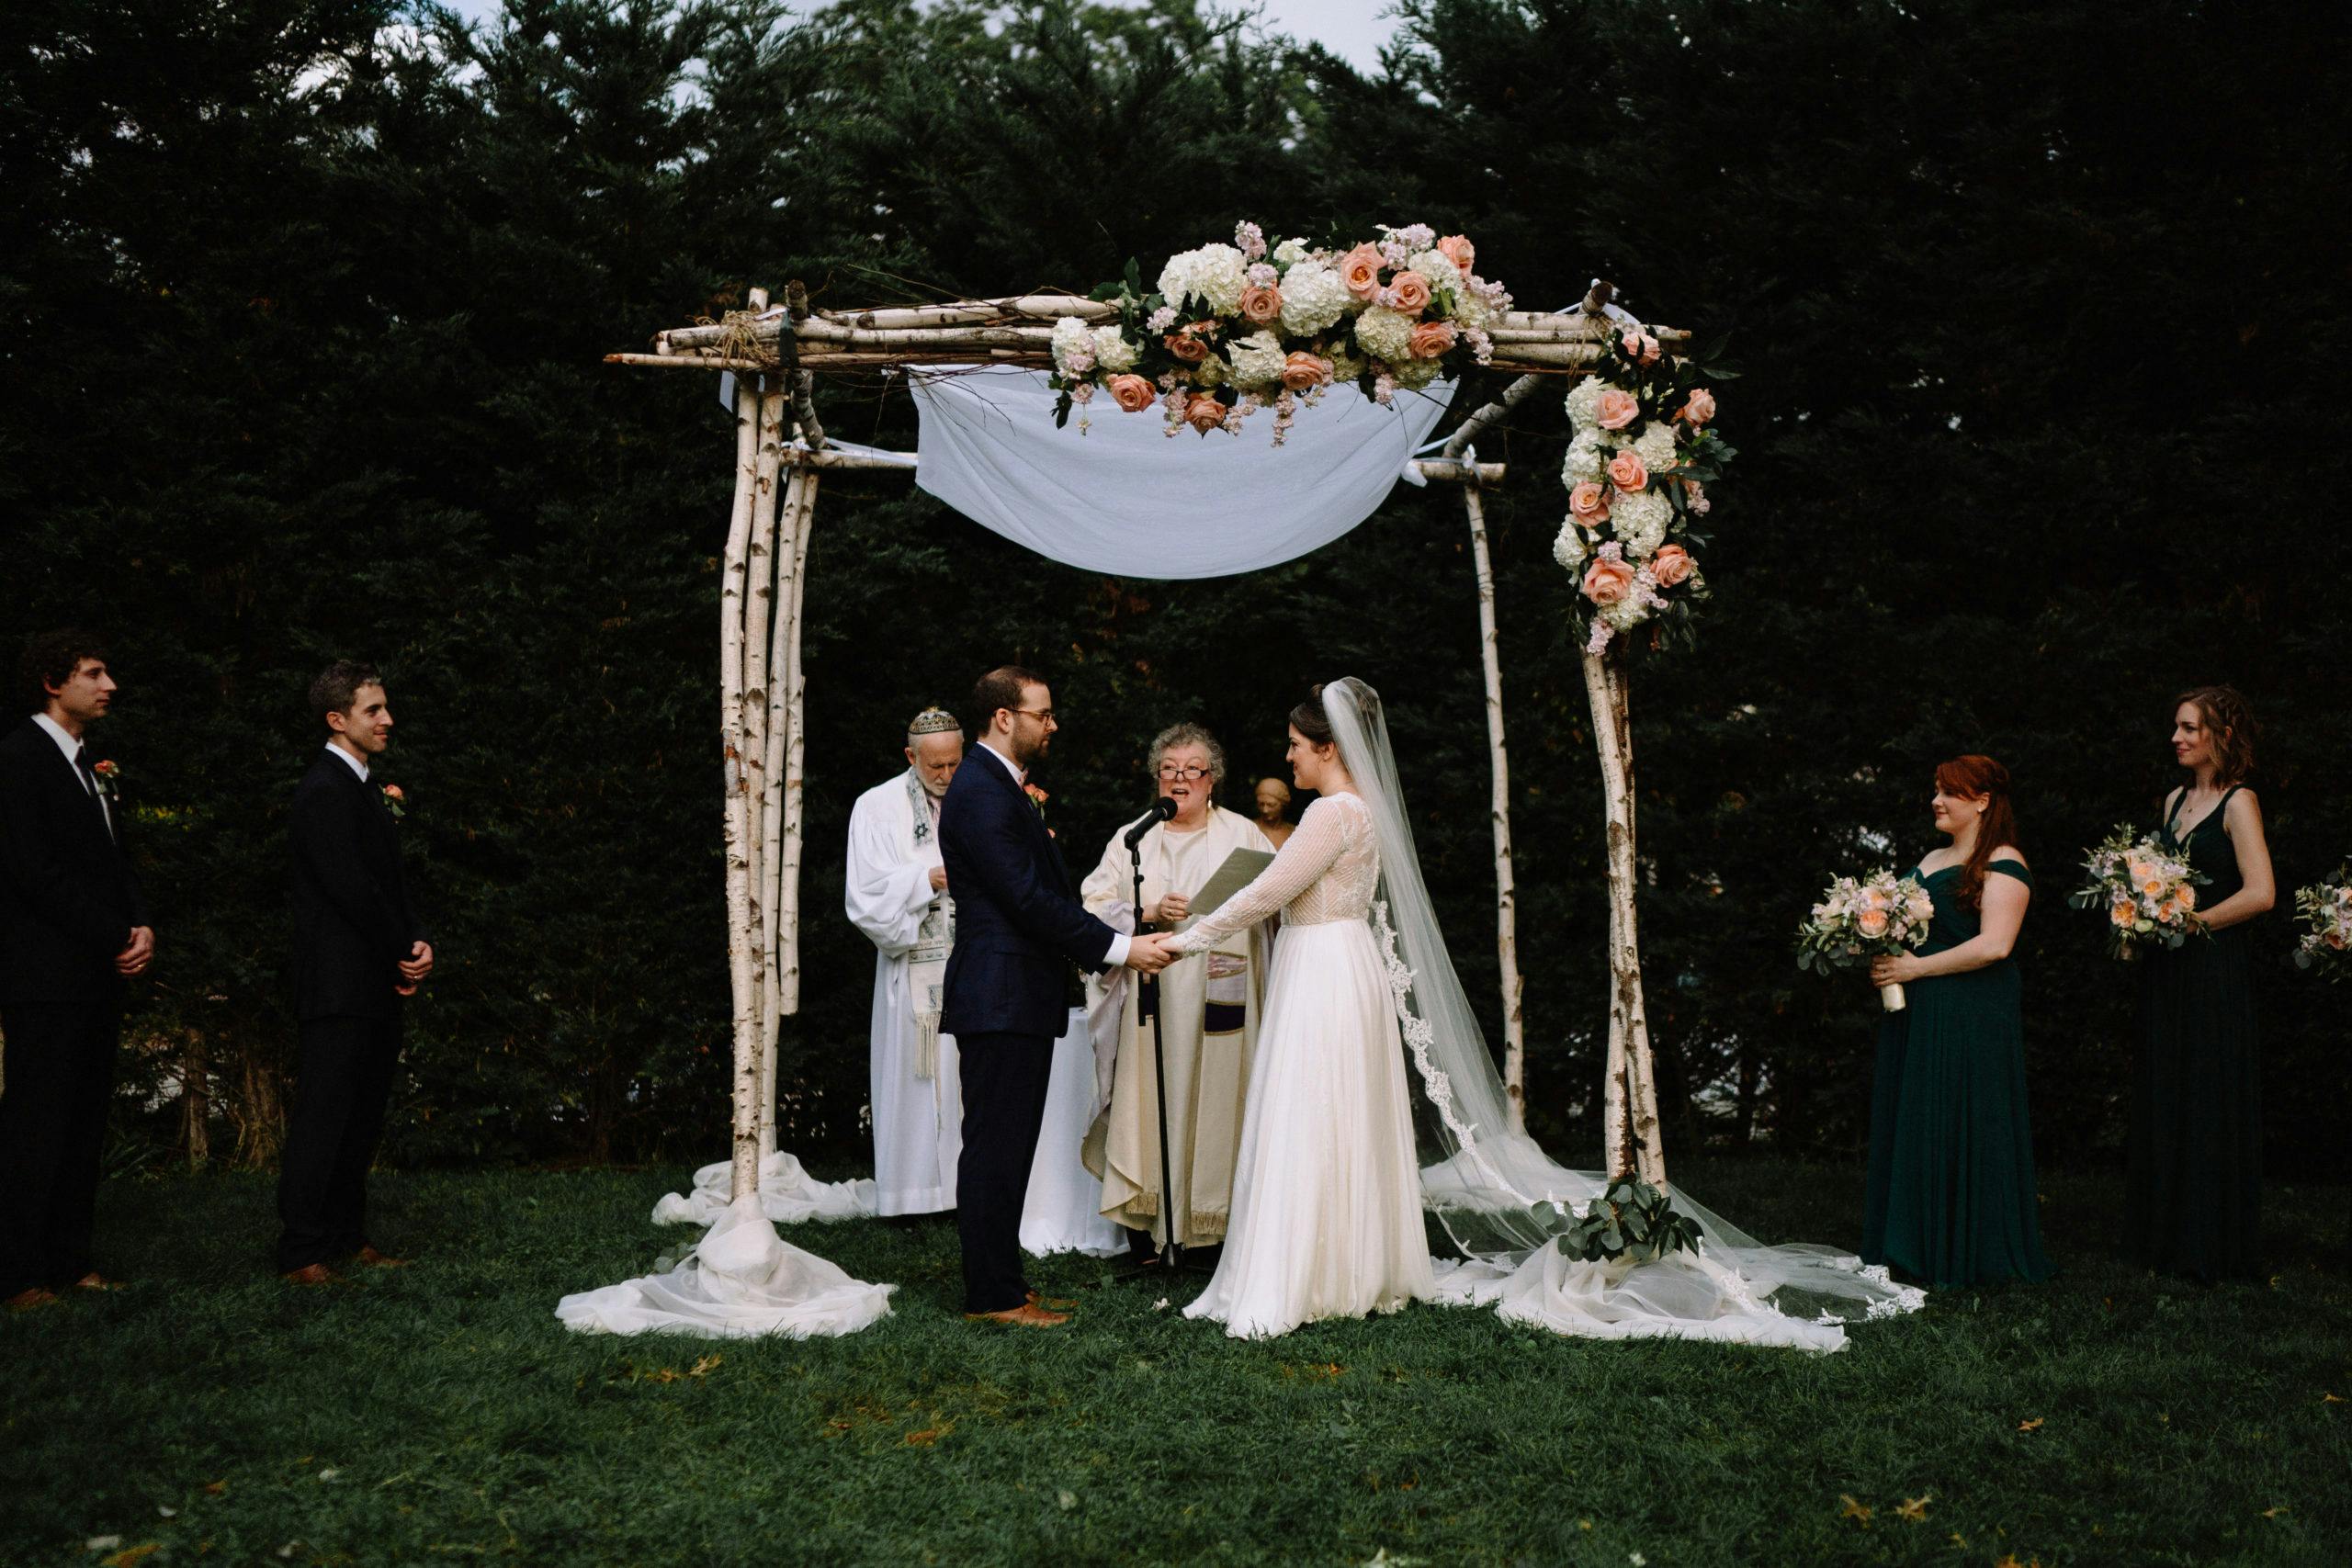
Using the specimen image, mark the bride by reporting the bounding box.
[1171,677,1923,1350]
[1166,682,1433,1337]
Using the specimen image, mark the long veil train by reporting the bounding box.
[1322,677,1922,1351]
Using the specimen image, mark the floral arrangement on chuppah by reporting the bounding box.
[2290,864,2352,980]
[1047,221,1514,443]
[1552,328,1734,654]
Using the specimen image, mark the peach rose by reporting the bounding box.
[1340,243,1385,299]
[1183,393,1227,434]
[1857,907,1890,939]
[1387,270,1432,314]
[2110,899,2137,929]
[1164,330,1209,365]
[2176,884,2196,910]
[1649,543,1694,586]
[1436,234,1475,274]
[1280,352,1332,392]
[1408,321,1457,359]
[1622,329,1645,357]
[1606,450,1648,491]
[1595,388,1640,430]
[1581,557,1635,605]
[1106,373,1156,413]
[1239,285,1283,325]
[1639,333,1661,365]
[1568,481,1611,525]
[1679,387,1716,425]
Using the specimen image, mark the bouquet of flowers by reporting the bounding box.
[2290,864,2352,981]
[1795,869,1937,1011]
[1048,220,1513,444]
[2067,828,2209,958]
[1553,327,1736,655]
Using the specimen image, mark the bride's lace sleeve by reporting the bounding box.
[1168,796,1351,952]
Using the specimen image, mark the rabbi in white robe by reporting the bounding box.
[845,707,966,1217]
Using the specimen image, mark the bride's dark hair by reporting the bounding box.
[1289,685,1335,747]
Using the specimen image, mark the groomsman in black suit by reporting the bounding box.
[0,631,153,1310]
[277,660,434,1284]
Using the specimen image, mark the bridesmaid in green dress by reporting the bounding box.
[2126,685,2276,1280]
[1862,755,2053,1288]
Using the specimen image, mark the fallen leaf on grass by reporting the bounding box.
[204,1482,227,1495]
[1894,1495,1931,1522]
[1994,1555,2043,1568]
[689,1355,721,1378]
[1838,1495,1872,1524]
[904,1424,951,1448]
[2260,1506,2290,1519]
[1949,1533,1969,1549]
[102,1548,163,1568]
[2323,1393,2345,1404]
[2016,1417,2043,1433]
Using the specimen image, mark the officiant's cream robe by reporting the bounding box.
[846,770,960,1217]
[1080,807,1273,1246]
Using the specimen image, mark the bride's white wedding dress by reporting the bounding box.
[1168,791,1435,1337]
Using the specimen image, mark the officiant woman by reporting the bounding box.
[1080,724,1275,1256]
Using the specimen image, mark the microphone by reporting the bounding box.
[1124,796,1177,850]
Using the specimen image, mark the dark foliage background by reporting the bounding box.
[4,0,2346,1180]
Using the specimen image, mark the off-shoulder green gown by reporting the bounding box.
[1862,859,2054,1288]
[2125,786,2262,1280]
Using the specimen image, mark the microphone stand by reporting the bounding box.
[1131,834,1186,1273]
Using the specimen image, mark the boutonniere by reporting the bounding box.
[1024,782,1055,837]
[90,759,120,799]
[380,783,407,820]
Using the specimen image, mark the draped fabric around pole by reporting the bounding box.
[909,367,1456,579]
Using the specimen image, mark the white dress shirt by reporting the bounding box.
[324,741,370,783]
[33,711,112,836]
[975,740,1128,968]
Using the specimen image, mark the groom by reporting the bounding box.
[939,666,1173,1326]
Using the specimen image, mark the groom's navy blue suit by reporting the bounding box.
[938,743,1118,1314]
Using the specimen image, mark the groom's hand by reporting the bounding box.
[399,941,435,984]
[1122,931,1177,974]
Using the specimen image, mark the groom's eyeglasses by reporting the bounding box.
[1157,764,1211,782]
[1010,707,1056,724]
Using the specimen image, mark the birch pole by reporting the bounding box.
[719,370,766,1203]
[755,463,804,1155]
[1457,477,1527,1134]
[1583,646,1666,1186]
[775,468,820,1029]
[741,379,788,1158]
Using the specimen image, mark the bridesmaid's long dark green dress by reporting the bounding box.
[1862,859,2054,1288]
[2125,786,2262,1280]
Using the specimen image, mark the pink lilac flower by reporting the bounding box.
[1391,222,1435,252]
[1245,262,1278,288]
[1598,540,1624,561]
[1147,305,1179,333]
[1465,326,1494,365]
[1372,372,1396,406]
[1379,237,1410,270]
[1235,220,1266,261]
[1069,379,1095,402]
[1586,621,1615,654]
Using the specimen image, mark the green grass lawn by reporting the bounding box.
[4,1156,2346,1566]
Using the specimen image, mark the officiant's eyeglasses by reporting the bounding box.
[1156,764,1212,782]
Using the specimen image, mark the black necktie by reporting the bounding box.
[74,743,114,840]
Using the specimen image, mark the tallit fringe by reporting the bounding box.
[914,1012,941,1081]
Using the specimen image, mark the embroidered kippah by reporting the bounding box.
[908,706,962,736]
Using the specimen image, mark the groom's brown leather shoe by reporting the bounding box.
[355,1247,412,1269]
[6,1286,58,1310]
[281,1263,337,1286]
[1027,1290,1078,1311]
[73,1272,128,1292]
[965,1302,1069,1327]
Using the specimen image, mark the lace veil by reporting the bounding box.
[1324,677,1923,1345]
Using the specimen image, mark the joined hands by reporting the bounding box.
[1123,931,1181,974]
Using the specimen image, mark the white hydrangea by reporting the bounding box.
[1091,325,1138,374]
[1562,433,1606,485]
[1392,355,1445,390]
[1565,376,1605,431]
[1351,304,1417,364]
[1553,521,1589,571]
[1272,237,1310,266]
[1191,353,1228,389]
[1158,243,1247,315]
[1325,346,1366,386]
[1408,247,1462,284]
[1633,421,1678,470]
[1277,261,1353,335]
[1049,316,1097,378]
[1452,285,1496,331]
[1226,331,1287,391]
[1601,595,1648,631]
[1613,488,1673,558]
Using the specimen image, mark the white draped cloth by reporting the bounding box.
[909,367,1455,579]
[556,1195,893,1341]
[845,768,961,1215]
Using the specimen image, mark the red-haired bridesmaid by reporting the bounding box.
[1862,756,2053,1288]
[2126,686,2274,1280]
